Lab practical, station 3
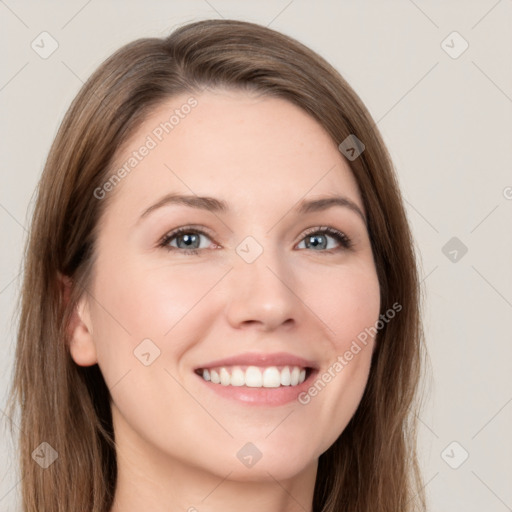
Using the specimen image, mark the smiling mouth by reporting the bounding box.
[194,365,313,388]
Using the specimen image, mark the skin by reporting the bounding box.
[67,88,381,512]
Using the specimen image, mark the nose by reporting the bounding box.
[225,245,301,332]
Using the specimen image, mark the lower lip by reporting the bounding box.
[195,370,318,406]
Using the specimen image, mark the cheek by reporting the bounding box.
[309,261,381,347]
[296,262,380,452]
[91,251,219,338]
[87,251,232,391]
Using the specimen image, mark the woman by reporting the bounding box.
[7,18,428,512]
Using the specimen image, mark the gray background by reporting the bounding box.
[1,1,511,510]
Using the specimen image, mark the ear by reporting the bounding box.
[58,272,98,367]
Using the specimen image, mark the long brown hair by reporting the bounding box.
[6,18,429,512]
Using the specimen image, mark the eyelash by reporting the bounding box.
[157,225,353,256]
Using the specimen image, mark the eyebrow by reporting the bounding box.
[138,193,367,225]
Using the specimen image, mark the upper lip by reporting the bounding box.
[195,352,319,370]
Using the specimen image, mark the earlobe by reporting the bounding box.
[69,299,98,366]
[58,272,98,367]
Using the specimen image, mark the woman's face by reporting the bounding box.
[70,88,381,482]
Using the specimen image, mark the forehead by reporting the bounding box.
[104,88,363,218]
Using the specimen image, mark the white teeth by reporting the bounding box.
[262,367,281,388]
[280,366,291,386]
[210,369,220,384]
[230,367,245,386]
[220,367,230,386]
[290,366,300,386]
[200,365,308,388]
[245,366,263,387]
